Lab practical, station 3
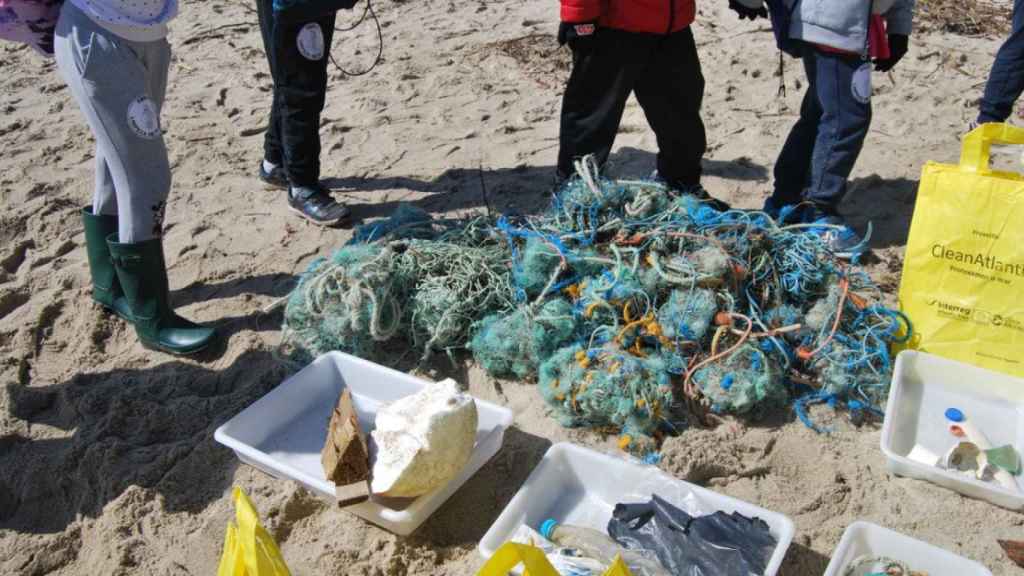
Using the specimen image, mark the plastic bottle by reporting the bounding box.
[540,520,671,576]
[541,520,623,565]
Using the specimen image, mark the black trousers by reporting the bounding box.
[557,27,706,186]
[256,0,336,187]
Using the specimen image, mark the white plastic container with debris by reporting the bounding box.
[214,351,514,535]
[479,442,795,576]
[881,350,1024,510]
[823,521,992,576]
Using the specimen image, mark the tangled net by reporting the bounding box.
[283,214,514,363]
[281,157,911,453]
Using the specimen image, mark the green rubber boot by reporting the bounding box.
[81,207,133,321]
[107,234,217,355]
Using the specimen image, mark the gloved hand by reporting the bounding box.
[557,21,598,52]
[875,34,909,72]
[728,0,767,20]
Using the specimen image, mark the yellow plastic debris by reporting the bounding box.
[476,542,634,576]
[217,487,291,576]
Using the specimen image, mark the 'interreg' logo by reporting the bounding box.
[925,299,1023,332]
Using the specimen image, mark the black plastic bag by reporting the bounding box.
[606,495,777,576]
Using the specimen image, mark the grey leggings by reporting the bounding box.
[54,2,172,243]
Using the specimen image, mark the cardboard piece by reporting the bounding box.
[335,480,371,507]
[321,389,371,506]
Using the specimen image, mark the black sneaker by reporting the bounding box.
[258,161,289,189]
[651,171,731,212]
[671,182,731,212]
[288,184,351,226]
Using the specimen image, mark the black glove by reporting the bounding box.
[558,21,598,51]
[875,34,909,72]
[728,0,767,20]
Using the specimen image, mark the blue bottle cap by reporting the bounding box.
[945,408,964,422]
[540,519,558,540]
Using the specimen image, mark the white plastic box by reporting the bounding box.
[881,350,1024,510]
[823,521,992,576]
[478,442,795,576]
[214,351,514,535]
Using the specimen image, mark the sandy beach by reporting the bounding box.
[1,0,1022,574]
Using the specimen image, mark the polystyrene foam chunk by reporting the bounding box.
[371,378,478,498]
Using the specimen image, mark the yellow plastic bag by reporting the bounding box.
[476,542,633,576]
[899,123,1024,377]
[217,487,292,576]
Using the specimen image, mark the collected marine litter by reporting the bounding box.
[367,377,478,498]
[214,351,512,535]
[821,521,993,576]
[220,141,1024,571]
[478,442,795,576]
[281,157,911,458]
[881,350,1024,510]
[320,388,371,505]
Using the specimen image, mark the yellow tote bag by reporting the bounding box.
[476,542,634,576]
[899,123,1024,377]
[217,487,292,576]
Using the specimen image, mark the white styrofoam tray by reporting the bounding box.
[823,521,992,576]
[881,350,1024,510]
[214,351,514,535]
[478,442,795,576]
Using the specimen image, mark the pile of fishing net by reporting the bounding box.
[282,207,514,363]
[281,159,911,453]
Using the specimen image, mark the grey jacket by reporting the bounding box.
[784,0,915,55]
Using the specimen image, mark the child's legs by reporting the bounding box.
[91,41,167,218]
[256,0,284,165]
[772,47,822,207]
[979,0,1024,123]
[557,28,650,179]
[805,50,872,215]
[55,2,172,243]
[93,149,117,215]
[633,27,705,187]
[272,11,337,187]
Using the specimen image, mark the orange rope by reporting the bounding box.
[797,277,850,361]
[683,312,754,402]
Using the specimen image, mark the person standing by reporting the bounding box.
[977,0,1024,125]
[53,0,217,355]
[760,0,914,259]
[255,0,353,226]
[556,0,730,210]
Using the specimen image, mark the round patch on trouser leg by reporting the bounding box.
[297,23,325,61]
[851,63,872,105]
[126,96,161,140]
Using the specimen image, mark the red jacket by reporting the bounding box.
[561,0,696,35]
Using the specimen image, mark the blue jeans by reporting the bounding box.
[771,45,872,217]
[979,0,1024,123]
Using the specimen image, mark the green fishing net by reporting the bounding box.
[657,288,718,341]
[280,158,911,450]
[282,244,413,361]
[538,344,675,442]
[469,299,577,380]
[691,344,785,414]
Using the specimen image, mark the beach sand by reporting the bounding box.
[1,0,1021,573]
